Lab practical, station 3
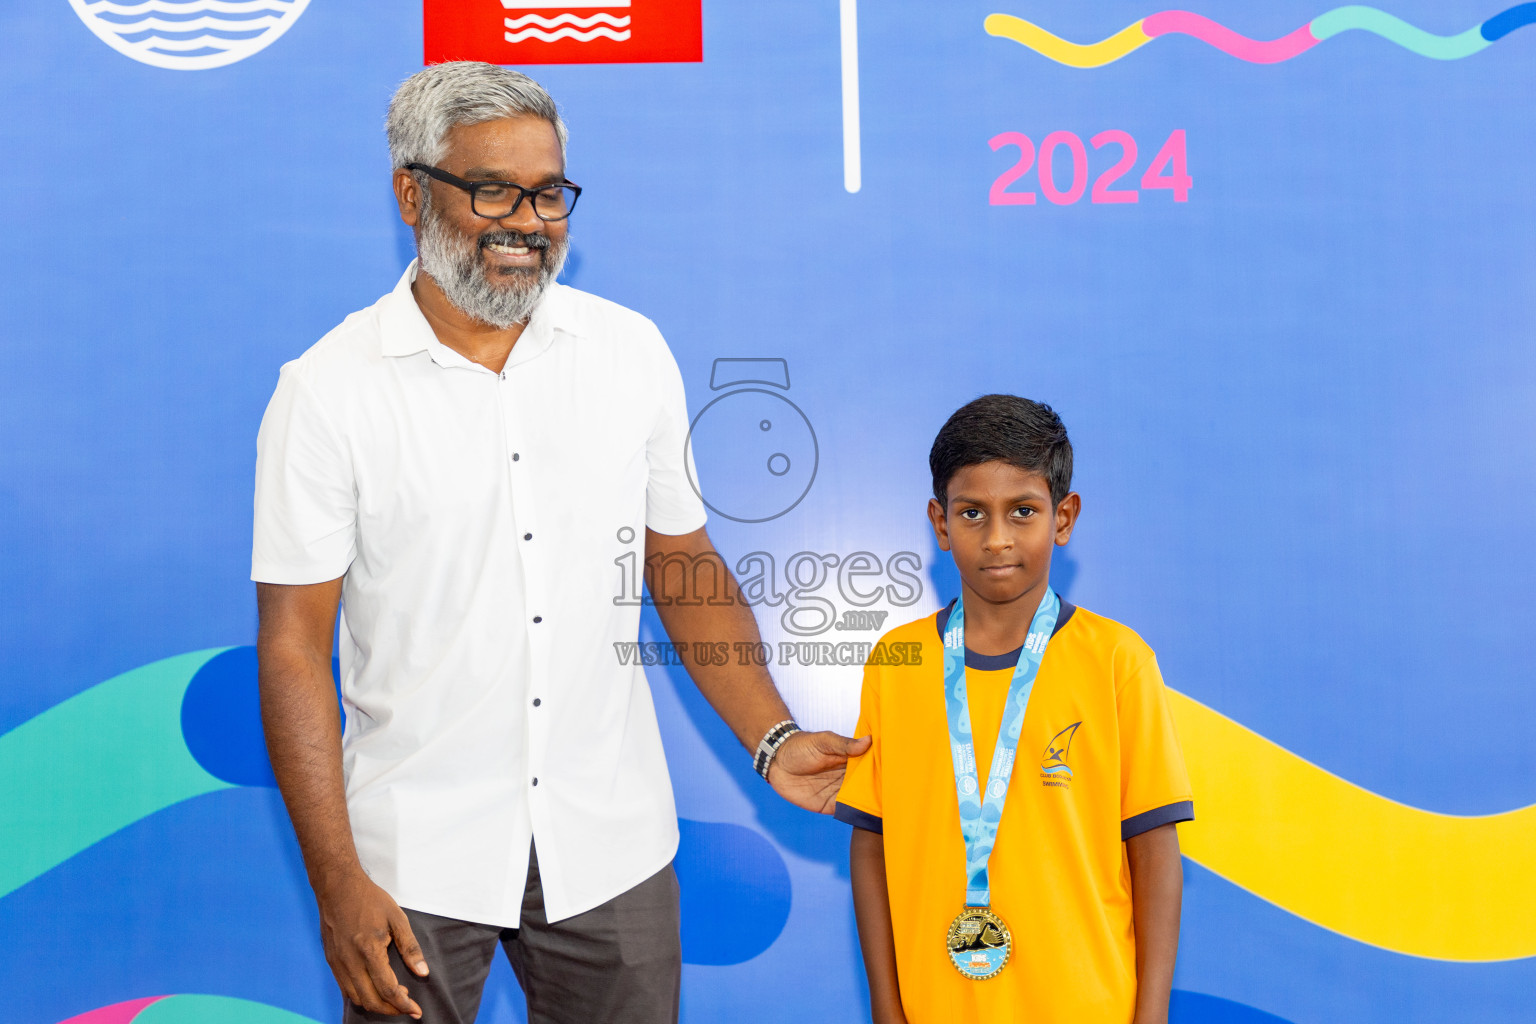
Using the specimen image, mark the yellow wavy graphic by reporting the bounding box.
[983,13,1152,67]
[1170,689,1536,961]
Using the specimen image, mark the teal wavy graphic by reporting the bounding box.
[2,647,793,968]
[0,649,232,898]
[984,4,1536,67]
[59,993,323,1024]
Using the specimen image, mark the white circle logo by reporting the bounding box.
[69,0,310,70]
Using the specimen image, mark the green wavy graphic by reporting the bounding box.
[0,649,232,898]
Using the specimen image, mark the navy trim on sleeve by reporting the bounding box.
[1121,800,1194,841]
[834,802,884,834]
[935,598,1078,670]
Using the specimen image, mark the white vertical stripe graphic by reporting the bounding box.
[839,0,862,194]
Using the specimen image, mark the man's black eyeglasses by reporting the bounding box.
[406,163,582,222]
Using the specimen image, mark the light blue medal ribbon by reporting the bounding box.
[942,587,1060,908]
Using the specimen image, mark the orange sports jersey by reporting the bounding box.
[835,599,1193,1024]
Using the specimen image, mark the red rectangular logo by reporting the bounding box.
[424,0,703,65]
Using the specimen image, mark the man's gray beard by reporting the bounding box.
[416,204,568,330]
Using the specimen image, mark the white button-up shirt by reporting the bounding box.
[252,262,706,926]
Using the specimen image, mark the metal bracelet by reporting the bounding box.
[753,719,801,781]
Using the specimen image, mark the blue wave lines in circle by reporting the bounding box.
[72,0,310,70]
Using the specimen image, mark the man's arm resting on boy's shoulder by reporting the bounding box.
[1127,822,1183,1024]
[645,527,870,811]
[850,828,908,1024]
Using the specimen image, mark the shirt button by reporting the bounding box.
[523,532,532,541]
[512,452,521,461]
[532,698,542,707]
[532,615,543,623]
[532,777,539,786]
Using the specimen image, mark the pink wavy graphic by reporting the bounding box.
[1141,11,1319,62]
[57,997,166,1024]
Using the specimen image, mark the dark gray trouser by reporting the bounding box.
[343,844,681,1024]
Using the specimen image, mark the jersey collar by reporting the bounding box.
[935,597,1077,670]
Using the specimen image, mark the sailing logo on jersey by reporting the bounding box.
[1040,721,1081,788]
[424,0,703,65]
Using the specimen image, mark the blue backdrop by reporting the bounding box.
[3,1,1534,1022]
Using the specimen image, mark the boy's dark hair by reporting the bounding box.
[929,395,1073,506]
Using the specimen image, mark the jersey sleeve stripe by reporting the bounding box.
[834,801,884,834]
[1120,800,1194,840]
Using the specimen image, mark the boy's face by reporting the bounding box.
[927,461,1081,609]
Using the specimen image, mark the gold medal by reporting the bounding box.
[945,906,1012,980]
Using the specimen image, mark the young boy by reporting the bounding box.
[835,395,1192,1024]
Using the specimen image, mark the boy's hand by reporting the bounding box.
[767,730,871,812]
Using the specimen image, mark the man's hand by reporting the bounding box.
[643,528,875,813]
[767,730,872,813]
[317,870,429,1019]
[260,579,428,1015]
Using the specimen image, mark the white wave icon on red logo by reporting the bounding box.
[425,0,701,65]
[505,9,631,44]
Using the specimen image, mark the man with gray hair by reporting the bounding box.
[253,62,866,1023]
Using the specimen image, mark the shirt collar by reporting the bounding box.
[378,259,583,368]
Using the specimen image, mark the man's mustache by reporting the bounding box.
[478,230,551,252]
